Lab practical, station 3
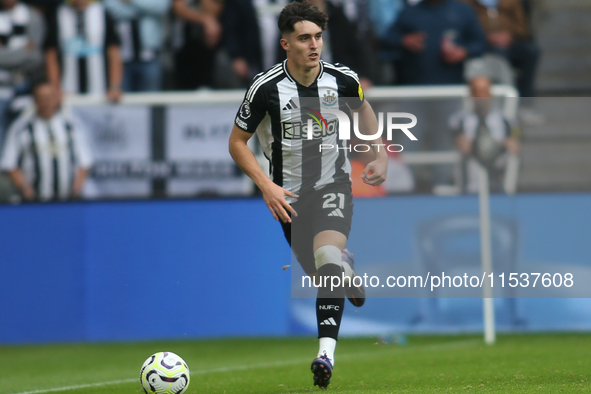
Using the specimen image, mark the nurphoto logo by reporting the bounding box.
[297,108,418,152]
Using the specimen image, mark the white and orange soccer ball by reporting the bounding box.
[140,352,190,394]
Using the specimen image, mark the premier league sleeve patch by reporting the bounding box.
[239,100,252,120]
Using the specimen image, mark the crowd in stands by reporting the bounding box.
[0,0,539,199]
[0,0,539,95]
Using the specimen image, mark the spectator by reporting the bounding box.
[104,0,170,92]
[368,0,405,41]
[520,0,533,26]
[306,0,374,89]
[171,0,222,90]
[367,0,405,84]
[449,75,519,193]
[222,0,285,87]
[0,81,93,201]
[381,0,487,191]
[462,0,540,98]
[329,0,382,86]
[0,0,45,145]
[222,0,264,86]
[255,0,288,71]
[382,0,486,86]
[44,0,123,102]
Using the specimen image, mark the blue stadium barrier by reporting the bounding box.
[0,198,291,344]
[1,193,590,344]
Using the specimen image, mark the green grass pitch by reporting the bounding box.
[1,333,590,393]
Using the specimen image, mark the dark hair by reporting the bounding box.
[277,1,328,36]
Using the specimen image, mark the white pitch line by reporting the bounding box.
[8,338,479,394]
[6,379,137,394]
[7,357,312,394]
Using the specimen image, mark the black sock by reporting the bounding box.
[316,264,345,340]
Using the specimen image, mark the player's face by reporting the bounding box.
[283,21,323,71]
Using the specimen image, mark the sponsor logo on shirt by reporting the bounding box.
[282,107,338,140]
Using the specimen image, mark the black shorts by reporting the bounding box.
[280,182,353,275]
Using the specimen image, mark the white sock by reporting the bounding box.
[314,245,342,271]
[318,337,337,366]
[341,260,354,285]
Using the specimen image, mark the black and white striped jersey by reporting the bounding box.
[0,112,93,200]
[234,59,364,199]
[44,2,120,96]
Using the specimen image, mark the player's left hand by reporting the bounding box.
[361,158,388,186]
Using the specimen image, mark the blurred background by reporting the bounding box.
[0,0,590,344]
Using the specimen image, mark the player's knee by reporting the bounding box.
[314,245,342,271]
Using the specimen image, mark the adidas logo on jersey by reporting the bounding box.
[328,208,344,218]
[319,318,338,326]
[282,99,299,111]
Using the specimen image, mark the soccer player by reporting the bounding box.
[228,1,387,388]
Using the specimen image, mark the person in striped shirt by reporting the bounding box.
[229,1,387,388]
[0,81,92,201]
[44,0,123,102]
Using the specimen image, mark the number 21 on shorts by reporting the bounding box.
[323,193,346,210]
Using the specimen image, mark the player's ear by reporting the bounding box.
[280,37,289,51]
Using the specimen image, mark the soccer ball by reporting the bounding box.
[140,351,190,394]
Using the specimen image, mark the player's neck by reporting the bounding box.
[286,59,320,87]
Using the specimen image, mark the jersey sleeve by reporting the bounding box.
[234,76,269,133]
[448,110,464,137]
[68,115,93,169]
[335,63,365,111]
[0,120,25,171]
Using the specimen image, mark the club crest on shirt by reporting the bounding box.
[239,100,251,120]
[322,90,337,107]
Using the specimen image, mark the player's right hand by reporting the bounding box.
[260,181,298,223]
